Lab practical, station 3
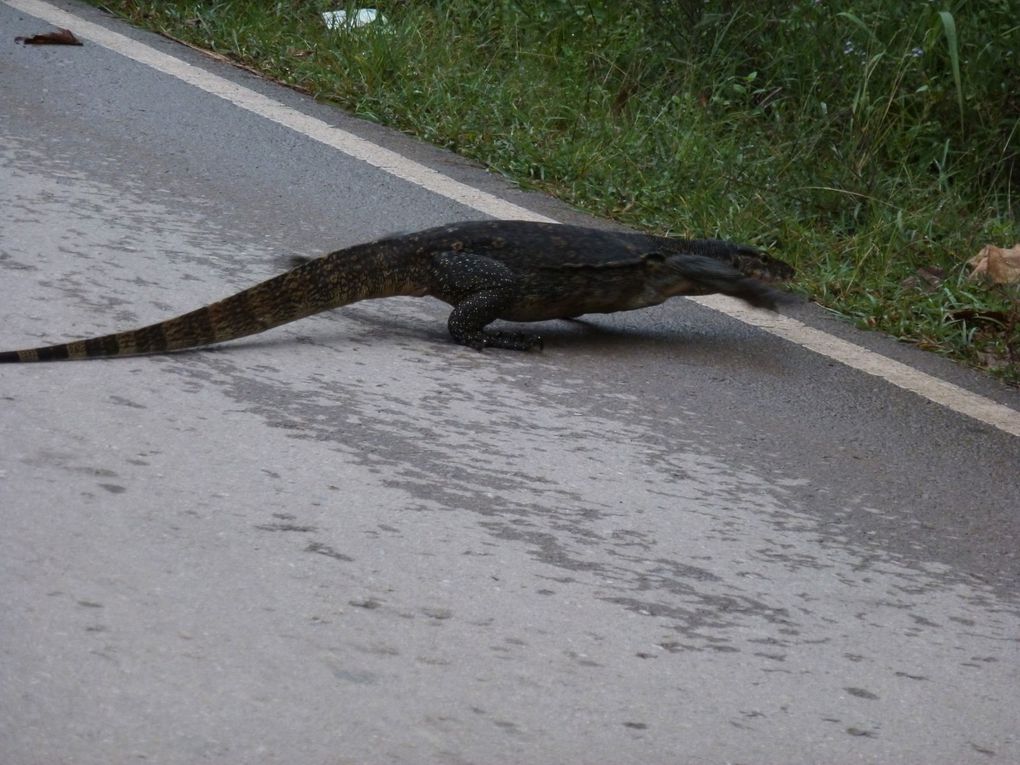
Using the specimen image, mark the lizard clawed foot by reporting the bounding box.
[461,331,543,352]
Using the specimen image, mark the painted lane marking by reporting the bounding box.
[7,0,1019,437]
[693,296,1020,437]
[6,0,555,224]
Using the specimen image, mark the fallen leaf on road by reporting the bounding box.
[967,244,1020,284]
[15,28,83,46]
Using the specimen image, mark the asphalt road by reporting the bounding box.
[2,2,1018,763]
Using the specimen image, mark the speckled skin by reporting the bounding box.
[0,220,793,361]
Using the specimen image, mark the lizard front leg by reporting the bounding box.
[447,291,544,351]
[430,251,543,351]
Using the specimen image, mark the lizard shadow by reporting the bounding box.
[525,317,791,374]
[215,307,789,375]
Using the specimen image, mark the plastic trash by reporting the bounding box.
[322,9,385,31]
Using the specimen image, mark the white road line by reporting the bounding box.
[5,0,556,224]
[693,297,1020,437]
[8,0,1020,438]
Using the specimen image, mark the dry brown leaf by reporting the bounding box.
[900,265,945,292]
[975,350,1011,371]
[967,244,1020,284]
[15,28,83,46]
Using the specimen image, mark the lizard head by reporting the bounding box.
[663,239,795,283]
[730,245,795,283]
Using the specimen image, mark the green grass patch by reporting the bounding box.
[85,0,1020,383]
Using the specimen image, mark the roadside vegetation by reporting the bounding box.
[86,1,1020,383]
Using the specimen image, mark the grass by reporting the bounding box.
[84,0,1020,383]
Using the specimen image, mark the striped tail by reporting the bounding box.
[0,244,427,362]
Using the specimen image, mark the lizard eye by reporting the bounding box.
[643,252,667,263]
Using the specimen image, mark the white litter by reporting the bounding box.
[322,9,385,31]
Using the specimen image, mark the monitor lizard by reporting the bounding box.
[0,220,794,362]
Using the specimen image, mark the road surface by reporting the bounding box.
[2,2,1018,763]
